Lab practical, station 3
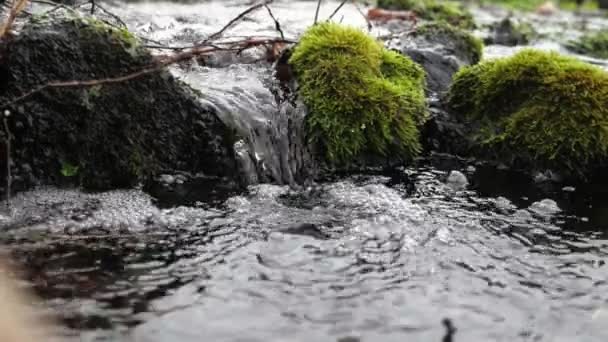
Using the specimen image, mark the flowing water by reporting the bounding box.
[2,1,608,341]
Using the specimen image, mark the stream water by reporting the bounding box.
[2,1,608,341]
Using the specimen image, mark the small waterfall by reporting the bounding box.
[173,63,315,186]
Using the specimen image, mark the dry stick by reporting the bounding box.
[0,0,30,39]
[79,2,127,28]
[314,0,322,24]
[264,4,284,40]
[200,0,273,45]
[1,0,292,108]
[352,0,372,32]
[327,0,347,21]
[0,38,293,109]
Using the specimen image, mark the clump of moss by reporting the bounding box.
[289,22,427,164]
[447,49,608,174]
[416,21,483,63]
[377,0,475,29]
[480,0,598,11]
[567,31,608,59]
[29,11,142,56]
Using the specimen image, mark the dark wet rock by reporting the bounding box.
[600,0,608,9]
[485,17,535,46]
[279,223,330,239]
[421,98,473,157]
[0,12,239,191]
[386,22,483,93]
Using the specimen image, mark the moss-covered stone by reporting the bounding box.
[567,31,608,59]
[447,49,608,175]
[289,22,427,165]
[0,11,239,190]
[377,0,475,29]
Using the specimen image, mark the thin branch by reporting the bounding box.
[87,2,127,28]
[200,0,273,45]
[0,0,30,39]
[327,0,347,21]
[314,0,322,25]
[352,0,372,32]
[1,38,294,108]
[264,4,284,40]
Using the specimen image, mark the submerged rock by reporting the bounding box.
[447,49,608,178]
[0,12,239,191]
[387,21,483,93]
[289,22,427,168]
[446,170,468,190]
[485,17,536,46]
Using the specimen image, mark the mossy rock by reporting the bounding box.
[377,0,475,29]
[0,11,239,190]
[289,22,427,166]
[447,49,608,176]
[566,30,608,59]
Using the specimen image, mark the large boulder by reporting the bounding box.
[0,12,239,191]
[446,49,608,178]
[386,22,483,94]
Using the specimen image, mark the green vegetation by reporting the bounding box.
[447,49,608,174]
[479,0,598,11]
[29,12,141,55]
[416,21,483,63]
[377,0,475,29]
[290,22,427,164]
[567,31,608,59]
[60,162,80,177]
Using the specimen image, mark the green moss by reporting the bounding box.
[416,21,483,63]
[78,16,141,55]
[377,0,475,29]
[447,49,608,174]
[567,31,608,59]
[290,22,427,164]
[479,0,598,11]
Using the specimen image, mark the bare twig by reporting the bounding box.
[201,0,273,45]
[314,0,322,24]
[0,0,295,108]
[82,2,127,28]
[264,4,284,40]
[1,38,294,108]
[327,0,347,21]
[0,0,30,39]
[35,0,78,16]
[352,0,372,32]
